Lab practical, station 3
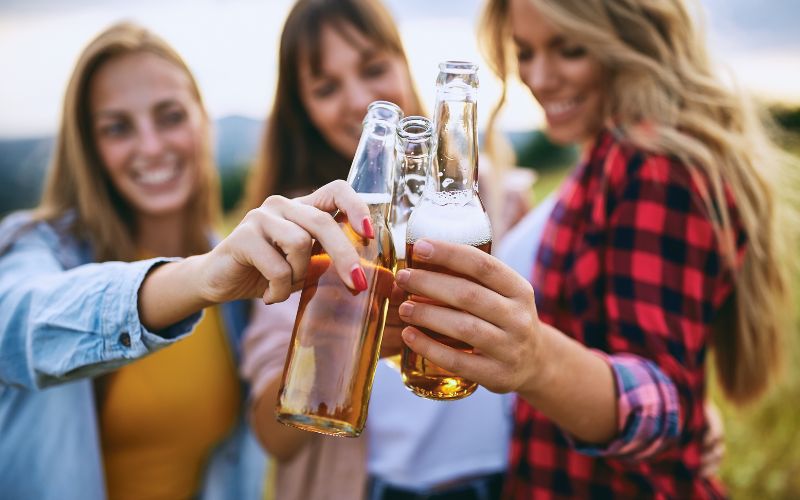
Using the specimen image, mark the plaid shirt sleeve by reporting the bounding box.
[571,351,680,459]
[570,146,737,461]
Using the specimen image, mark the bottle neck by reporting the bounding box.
[432,77,478,195]
[393,135,431,225]
[347,119,397,222]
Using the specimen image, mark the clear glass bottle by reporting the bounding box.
[401,61,492,400]
[276,101,402,437]
[385,115,434,370]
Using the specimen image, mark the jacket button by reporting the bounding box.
[119,332,131,347]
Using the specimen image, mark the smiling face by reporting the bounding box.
[89,51,205,218]
[297,23,414,158]
[509,0,606,145]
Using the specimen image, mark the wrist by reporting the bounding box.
[182,253,216,308]
[518,321,558,402]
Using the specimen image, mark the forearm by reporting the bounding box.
[0,252,199,388]
[138,255,212,331]
[251,376,314,462]
[519,322,618,445]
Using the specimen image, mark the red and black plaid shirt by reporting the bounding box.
[505,130,745,499]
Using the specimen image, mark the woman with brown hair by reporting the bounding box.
[0,22,373,500]
[394,0,798,497]
[240,1,513,499]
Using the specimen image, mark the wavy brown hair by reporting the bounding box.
[35,22,219,262]
[479,0,799,405]
[243,0,425,208]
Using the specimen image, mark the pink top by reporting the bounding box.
[240,294,370,500]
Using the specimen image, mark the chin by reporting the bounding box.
[131,195,192,218]
[545,123,595,147]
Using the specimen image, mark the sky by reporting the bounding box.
[0,0,799,138]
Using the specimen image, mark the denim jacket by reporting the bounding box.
[0,212,267,500]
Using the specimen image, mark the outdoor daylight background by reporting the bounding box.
[1,1,799,497]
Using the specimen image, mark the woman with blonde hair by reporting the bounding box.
[0,22,374,500]
[394,0,798,497]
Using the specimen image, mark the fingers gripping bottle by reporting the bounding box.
[401,61,492,400]
[385,116,434,370]
[276,101,401,436]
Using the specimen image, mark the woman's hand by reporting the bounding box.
[139,180,371,331]
[394,238,543,394]
[394,238,618,445]
[199,180,372,305]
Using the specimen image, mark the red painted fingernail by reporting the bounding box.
[351,266,368,292]
[362,217,374,239]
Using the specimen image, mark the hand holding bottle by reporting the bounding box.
[138,180,372,331]
[395,238,543,396]
[200,180,373,305]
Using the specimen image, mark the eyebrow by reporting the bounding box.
[93,99,182,120]
[512,34,568,49]
[306,46,381,81]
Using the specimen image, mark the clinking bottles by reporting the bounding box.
[401,61,492,400]
[276,101,401,437]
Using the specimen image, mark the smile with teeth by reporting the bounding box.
[543,97,583,119]
[132,157,182,187]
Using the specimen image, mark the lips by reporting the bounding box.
[542,96,584,123]
[130,154,182,189]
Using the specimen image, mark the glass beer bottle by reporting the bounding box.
[385,116,434,370]
[401,61,492,400]
[276,101,401,437]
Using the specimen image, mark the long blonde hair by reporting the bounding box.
[480,0,799,404]
[242,0,425,209]
[35,22,219,262]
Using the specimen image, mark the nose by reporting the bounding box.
[525,54,559,97]
[343,79,376,118]
[136,121,166,157]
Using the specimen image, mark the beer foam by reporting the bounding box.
[406,194,491,245]
[358,192,392,204]
[391,223,407,259]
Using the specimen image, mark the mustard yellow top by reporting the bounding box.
[99,305,241,500]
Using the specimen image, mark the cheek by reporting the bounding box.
[516,62,535,94]
[94,139,129,176]
[382,68,413,107]
[566,60,604,95]
[306,99,341,138]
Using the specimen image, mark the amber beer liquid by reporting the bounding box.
[277,204,395,436]
[401,192,492,400]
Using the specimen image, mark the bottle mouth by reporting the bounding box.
[398,116,432,141]
[364,100,404,125]
[438,60,479,74]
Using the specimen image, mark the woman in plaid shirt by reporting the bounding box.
[394,0,798,497]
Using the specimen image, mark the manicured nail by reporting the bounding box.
[351,266,368,292]
[402,329,417,343]
[414,239,433,259]
[395,269,410,285]
[362,217,374,239]
[398,302,414,318]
